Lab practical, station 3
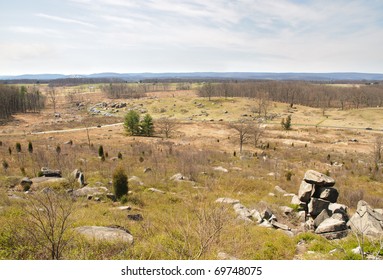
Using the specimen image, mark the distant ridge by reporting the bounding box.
[1,72,383,81]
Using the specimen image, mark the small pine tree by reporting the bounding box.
[2,160,9,172]
[8,147,12,155]
[281,115,292,130]
[118,152,123,159]
[98,145,104,158]
[140,114,154,137]
[124,110,140,136]
[56,145,61,155]
[15,142,21,153]
[28,141,33,153]
[113,167,128,200]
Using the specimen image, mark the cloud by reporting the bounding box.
[35,13,96,28]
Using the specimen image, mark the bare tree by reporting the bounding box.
[47,85,58,114]
[156,117,178,138]
[198,82,215,101]
[229,120,254,153]
[23,191,75,259]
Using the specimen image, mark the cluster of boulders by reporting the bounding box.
[292,170,349,239]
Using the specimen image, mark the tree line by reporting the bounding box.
[0,85,45,120]
[198,81,383,110]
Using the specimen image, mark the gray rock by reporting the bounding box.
[20,177,33,188]
[314,209,332,228]
[170,173,189,181]
[348,200,383,237]
[215,197,240,204]
[275,185,287,194]
[128,176,144,186]
[308,198,330,218]
[261,208,273,221]
[73,186,108,197]
[40,167,62,178]
[328,203,348,213]
[213,166,229,173]
[280,206,293,215]
[217,252,238,260]
[315,217,348,234]
[116,206,132,211]
[319,230,349,240]
[298,181,314,203]
[259,220,273,228]
[250,209,262,223]
[303,170,335,186]
[75,226,133,244]
[271,220,290,231]
[291,195,302,205]
[148,188,165,194]
[312,186,339,203]
[298,211,306,222]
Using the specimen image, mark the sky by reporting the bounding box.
[1,0,383,75]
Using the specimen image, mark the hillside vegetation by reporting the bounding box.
[0,81,383,260]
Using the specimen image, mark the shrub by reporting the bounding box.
[15,143,21,153]
[117,152,122,159]
[281,115,292,130]
[113,167,128,200]
[28,141,33,153]
[98,145,104,158]
[140,114,154,137]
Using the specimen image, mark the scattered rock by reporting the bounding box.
[274,185,287,194]
[215,197,240,204]
[170,173,189,181]
[75,226,133,244]
[298,181,313,203]
[116,206,132,211]
[312,186,339,203]
[148,188,166,194]
[213,166,228,173]
[217,252,237,260]
[315,218,348,239]
[20,177,33,189]
[128,176,144,186]
[280,206,293,215]
[40,167,62,178]
[270,220,290,231]
[143,168,152,173]
[308,198,330,218]
[73,186,108,197]
[348,200,383,237]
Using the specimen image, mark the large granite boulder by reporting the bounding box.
[348,200,383,237]
[41,167,62,178]
[298,181,313,203]
[303,170,335,187]
[75,226,133,244]
[315,217,348,240]
[312,186,339,203]
[308,198,330,218]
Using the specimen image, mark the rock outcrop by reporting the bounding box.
[348,200,383,237]
[75,226,133,244]
[292,170,349,239]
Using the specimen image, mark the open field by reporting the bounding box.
[1,84,383,260]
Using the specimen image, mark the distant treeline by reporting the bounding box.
[0,85,45,120]
[101,82,192,99]
[198,81,383,109]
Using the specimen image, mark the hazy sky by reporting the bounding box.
[1,0,383,75]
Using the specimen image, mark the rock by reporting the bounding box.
[250,209,263,223]
[40,167,62,178]
[314,209,332,228]
[318,230,349,240]
[213,166,229,173]
[143,168,152,173]
[271,220,290,231]
[20,177,33,189]
[347,200,383,237]
[148,188,165,194]
[328,203,348,213]
[128,176,144,186]
[298,211,306,222]
[303,170,335,187]
[351,246,362,255]
[280,206,293,215]
[215,197,240,204]
[116,206,132,211]
[283,193,295,197]
[236,215,254,223]
[312,186,339,203]
[274,185,287,194]
[217,252,238,260]
[291,195,302,205]
[170,173,189,181]
[259,220,273,228]
[75,226,133,244]
[268,192,276,197]
[308,198,330,218]
[106,193,116,201]
[298,181,314,203]
[31,177,68,185]
[261,208,273,221]
[72,169,85,186]
[315,217,348,237]
[73,186,108,197]
[127,214,143,221]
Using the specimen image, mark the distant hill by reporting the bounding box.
[1,72,383,82]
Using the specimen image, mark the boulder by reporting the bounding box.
[73,186,108,197]
[328,203,348,213]
[298,181,314,203]
[72,169,85,186]
[217,252,238,260]
[128,176,144,186]
[280,206,293,215]
[148,188,166,194]
[274,185,287,194]
[215,197,240,204]
[170,173,189,181]
[261,208,274,221]
[40,167,62,178]
[312,186,339,203]
[213,166,229,173]
[270,220,290,231]
[75,226,133,244]
[347,200,383,237]
[250,209,263,223]
[20,177,33,189]
[233,203,252,218]
[303,170,335,187]
[291,195,302,205]
[315,217,348,238]
[314,209,331,228]
[308,198,330,218]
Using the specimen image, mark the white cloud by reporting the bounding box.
[36,13,96,28]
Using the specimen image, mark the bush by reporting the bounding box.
[124,110,140,136]
[113,167,128,200]
[281,115,292,130]
[15,143,21,153]
[98,145,104,158]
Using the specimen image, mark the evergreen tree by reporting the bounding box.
[28,141,33,153]
[113,167,128,200]
[140,114,154,137]
[124,110,140,136]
